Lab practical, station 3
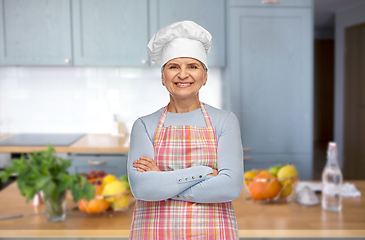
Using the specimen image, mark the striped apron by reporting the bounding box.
[130,102,239,240]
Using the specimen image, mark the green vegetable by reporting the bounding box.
[0,144,94,203]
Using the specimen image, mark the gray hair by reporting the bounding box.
[161,61,208,73]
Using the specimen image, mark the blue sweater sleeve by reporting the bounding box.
[127,118,213,201]
[170,112,244,203]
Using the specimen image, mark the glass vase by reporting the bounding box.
[45,191,66,222]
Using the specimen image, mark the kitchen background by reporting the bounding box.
[0,0,365,183]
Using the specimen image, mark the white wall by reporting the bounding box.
[0,67,222,135]
[334,2,365,167]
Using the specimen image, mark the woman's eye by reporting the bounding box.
[189,66,197,69]
[169,66,177,69]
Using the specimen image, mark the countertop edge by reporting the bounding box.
[0,134,130,153]
[0,230,365,238]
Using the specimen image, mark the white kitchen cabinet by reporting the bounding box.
[226,0,313,179]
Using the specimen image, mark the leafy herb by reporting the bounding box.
[0,144,94,203]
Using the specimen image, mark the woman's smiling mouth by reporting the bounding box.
[175,82,193,87]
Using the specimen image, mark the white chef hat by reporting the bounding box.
[147,21,212,69]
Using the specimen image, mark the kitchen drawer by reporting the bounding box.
[67,153,128,177]
[229,0,312,7]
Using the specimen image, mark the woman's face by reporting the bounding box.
[162,57,207,101]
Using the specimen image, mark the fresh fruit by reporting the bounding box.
[119,175,130,190]
[268,164,285,177]
[244,171,257,186]
[112,194,131,210]
[259,170,269,175]
[102,180,128,202]
[82,170,107,181]
[280,184,293,198]
[102,174,118,188]
[78,184,110,214]
[248,172,281,200]
[78,198,110,214]
[277,165,298,186]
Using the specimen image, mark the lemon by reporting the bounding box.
[101,180,128,203]
[119,175,130,190]
[280,184,293,197]
[112,195,130,210]
[243,170,257,186]
[102,174,118,188]
[277,165,298,186]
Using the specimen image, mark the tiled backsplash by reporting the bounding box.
[0,67,222,134]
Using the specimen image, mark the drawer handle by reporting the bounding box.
[87,160,106,165]
[243,147,252,160]
[262,0,280,4]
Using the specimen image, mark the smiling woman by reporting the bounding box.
[161,57,207,110]
[127,21,243,239]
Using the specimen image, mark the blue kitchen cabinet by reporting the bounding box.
[71,0,150,67]
[149,0,226,67]
[67,153,128,177]
[226,0,313,179]
[0,0,72,66]
[0,0,225,67]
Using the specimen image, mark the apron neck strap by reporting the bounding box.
[157,102,213,128]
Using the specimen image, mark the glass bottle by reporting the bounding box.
[321,142,343,211]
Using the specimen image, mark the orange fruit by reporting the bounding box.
[248,172,281,200]
[78,184,110,214]
[259,170,270,175]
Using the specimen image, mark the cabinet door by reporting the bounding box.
[149,0,225,67]
[0,0,72,66]
[67,154,128,177]
[72,0,149,66]
[228,6,313,179]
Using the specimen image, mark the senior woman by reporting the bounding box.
[128,21,243,239]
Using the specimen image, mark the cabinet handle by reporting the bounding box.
[243,147,252,160]
[64,59,71,64]
[262,0,280,4]
[87,160,106,165]
[141,59,147,65]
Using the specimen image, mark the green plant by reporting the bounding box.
[0,144,94,204]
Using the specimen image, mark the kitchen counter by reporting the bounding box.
[0,181,364,238]
[0,134,130,153]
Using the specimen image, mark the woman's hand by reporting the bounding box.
[208,168,218,177]
[133,156,161,172]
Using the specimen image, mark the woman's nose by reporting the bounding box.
[178,68,188,79]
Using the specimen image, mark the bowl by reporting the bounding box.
[77,190,135,213]
[243,174,298,203]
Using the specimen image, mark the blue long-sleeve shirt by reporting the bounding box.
[127,104,244,203]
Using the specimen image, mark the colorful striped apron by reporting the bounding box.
[130,102,239,240]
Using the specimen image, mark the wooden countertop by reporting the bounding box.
[0,134,130,153]
[0,181,364,238]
